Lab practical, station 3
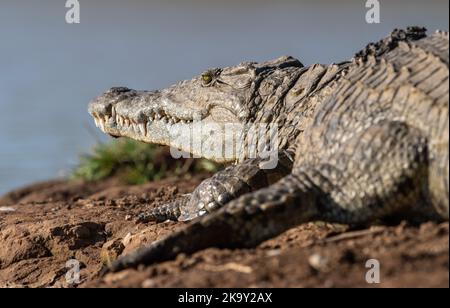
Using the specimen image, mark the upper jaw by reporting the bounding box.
[91,103,198,137]
[88,88,208,137]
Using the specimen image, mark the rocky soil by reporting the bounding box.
[0,176,448,288]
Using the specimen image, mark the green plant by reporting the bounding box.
[72,139,220,184]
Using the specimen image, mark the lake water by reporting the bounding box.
[0,0,448,195]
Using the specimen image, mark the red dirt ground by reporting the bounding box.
[0,176,448,288]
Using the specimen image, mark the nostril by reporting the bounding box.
[88,98,112,117]
[108,87,131,94]
[89,87,135,117]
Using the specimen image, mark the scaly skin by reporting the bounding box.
[89,27,449,273]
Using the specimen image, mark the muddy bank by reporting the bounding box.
[0,176,448,288]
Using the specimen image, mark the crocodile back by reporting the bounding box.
[295,31,449,218]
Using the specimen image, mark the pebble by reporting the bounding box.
[0,207,16,213]
[266,249,281,257]
[308,253,329,272]
[141,279,156,288]
[122,232,133,246]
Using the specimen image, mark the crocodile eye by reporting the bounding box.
[201,74,213,85]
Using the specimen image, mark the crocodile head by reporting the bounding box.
[88,56,303,162]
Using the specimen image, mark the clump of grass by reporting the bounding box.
[72,139,220,185]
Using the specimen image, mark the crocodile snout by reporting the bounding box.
[88,99,111,118]
[88,87,134,117]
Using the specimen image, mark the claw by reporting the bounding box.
[178,206,207,222]
[137,194,192,223]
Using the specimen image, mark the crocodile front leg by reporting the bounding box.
[105,173,316,274]
[137,151,294,222]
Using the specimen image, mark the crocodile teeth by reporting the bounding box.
[106,108,195,133]
[99,119,106,131]
[139,123,146,135]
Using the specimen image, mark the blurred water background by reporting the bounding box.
[0,0,448,195]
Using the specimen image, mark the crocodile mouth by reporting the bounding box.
[89,87,244,161]
[90,105,200,142]
[89,93,240,142]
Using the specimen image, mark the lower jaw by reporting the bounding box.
[106,131,237,164]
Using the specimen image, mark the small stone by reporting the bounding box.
[141,279,156,288]
[0,207,16,213]
[266,249,281,257]
[101,239,125,265]
[125,215,133,221]
[122,232,133,246]
[308,253,329,272]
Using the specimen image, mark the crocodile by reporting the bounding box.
[88,27,449,273]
